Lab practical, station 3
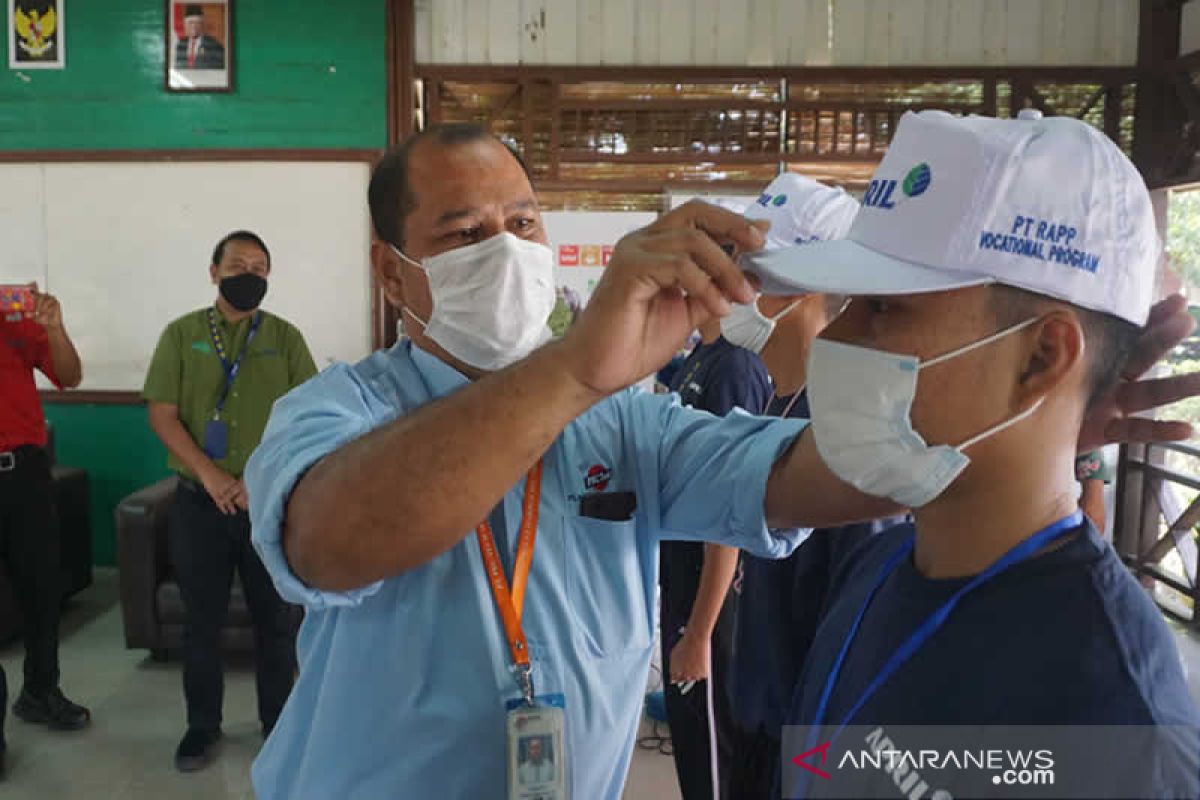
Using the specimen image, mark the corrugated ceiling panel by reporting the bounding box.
[415,0,1141,66]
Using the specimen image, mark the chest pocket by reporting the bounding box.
[562,514,651,658]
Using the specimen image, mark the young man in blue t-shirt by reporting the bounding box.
[747,109,1200,799]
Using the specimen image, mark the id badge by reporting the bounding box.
[507,703,568,800]
[203,419,229,459]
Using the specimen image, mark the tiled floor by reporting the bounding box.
[0,569,681,799]
[11,570,1200,800]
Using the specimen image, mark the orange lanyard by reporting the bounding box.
[475,459,543,704]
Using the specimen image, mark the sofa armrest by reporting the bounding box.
[115,477,178,650]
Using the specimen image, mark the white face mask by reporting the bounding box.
[394,233,556,371]
[807,317,1042,508]
[720,297,803,354]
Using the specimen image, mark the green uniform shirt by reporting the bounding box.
[143,307,317,479]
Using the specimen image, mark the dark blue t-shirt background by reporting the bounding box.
[784,520,1200,798]
[732,391,904,738]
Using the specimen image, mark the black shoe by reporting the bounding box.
[175,727,221,773]
[12,687,90,731]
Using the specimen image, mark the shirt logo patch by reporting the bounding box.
[191,341,213,354]
[584,464,611,493]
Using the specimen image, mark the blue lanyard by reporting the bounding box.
[206,308,261,415]
[797,511,1084,794]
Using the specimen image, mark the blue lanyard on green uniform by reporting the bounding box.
[206,307,261,417]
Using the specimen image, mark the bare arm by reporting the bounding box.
[285,340,601,590]
[31,290,82,388]
[765,428,902,529]
[668,544,740,684]
[283,200,766,592]
[44,325,82,389]
[147,401,241,514]
[686,544,739,638]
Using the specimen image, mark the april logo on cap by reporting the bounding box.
[863,163,932,209]
[756,192,789,208]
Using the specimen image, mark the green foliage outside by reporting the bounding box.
[1165,190,1200,438]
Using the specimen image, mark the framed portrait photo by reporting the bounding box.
[165,0,232,92]
[8,0,65,70]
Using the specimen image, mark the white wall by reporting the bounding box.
[1183,0,1200,55]
[415,0,1140,67]
[0,162,374,391]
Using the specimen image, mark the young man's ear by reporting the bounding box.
[1018,310,1085,402]
[209,263,219,285]
[370,240,408,310]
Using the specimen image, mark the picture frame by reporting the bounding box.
[8,0,64,70]
[165,0,233,93]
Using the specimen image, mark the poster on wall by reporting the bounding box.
[165,0,232,92]
[541,211,657,331]
[8,0,64,69]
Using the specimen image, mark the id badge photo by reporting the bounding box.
[507,704,568,800]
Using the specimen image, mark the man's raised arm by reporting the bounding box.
[279,201,763,592]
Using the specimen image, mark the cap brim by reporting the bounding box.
[743,238,993,296]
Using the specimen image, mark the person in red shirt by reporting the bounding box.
[0,284,89,779]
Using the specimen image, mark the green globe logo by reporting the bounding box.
[903,163,932,198]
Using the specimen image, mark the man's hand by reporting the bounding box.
[1078,294,1200,451]
[30,284,64,331]
[232,480,250,512]
[558,201,766,397]
[669,628,711,687]
[200,466,241,515]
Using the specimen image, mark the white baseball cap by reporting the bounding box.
[743,109,1159,325]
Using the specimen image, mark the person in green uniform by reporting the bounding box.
[143,230,317,773]
[1075,449,1114,532]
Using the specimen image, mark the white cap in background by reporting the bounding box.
[740,173,860,294]
[743,109,1159,325]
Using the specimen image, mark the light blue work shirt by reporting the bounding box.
[246,341,806,799]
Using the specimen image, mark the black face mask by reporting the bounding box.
[219,273,268,312]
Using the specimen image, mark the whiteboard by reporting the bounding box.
[0,161,374,391]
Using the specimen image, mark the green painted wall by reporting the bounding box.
[44,403,171,566]
[19,2,387,564]
[0,1,387,150]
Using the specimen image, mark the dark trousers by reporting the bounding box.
[167,482,297,733]
[0,445,63,739]
[660,543,739,800]
[729,725,779,800]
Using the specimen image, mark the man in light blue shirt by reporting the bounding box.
[246,123,1200,799]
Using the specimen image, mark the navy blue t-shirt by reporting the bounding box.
[732,392,906,737]
[660,335,771,627]
[785,519,1200,798]
[669,335,772,417]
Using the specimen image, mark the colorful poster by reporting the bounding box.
[8,0,63,69]
[542,211,657,320]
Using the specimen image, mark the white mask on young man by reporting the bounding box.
[806,317,1043,508]
[394,232,555,371]
[720,297,803,354]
